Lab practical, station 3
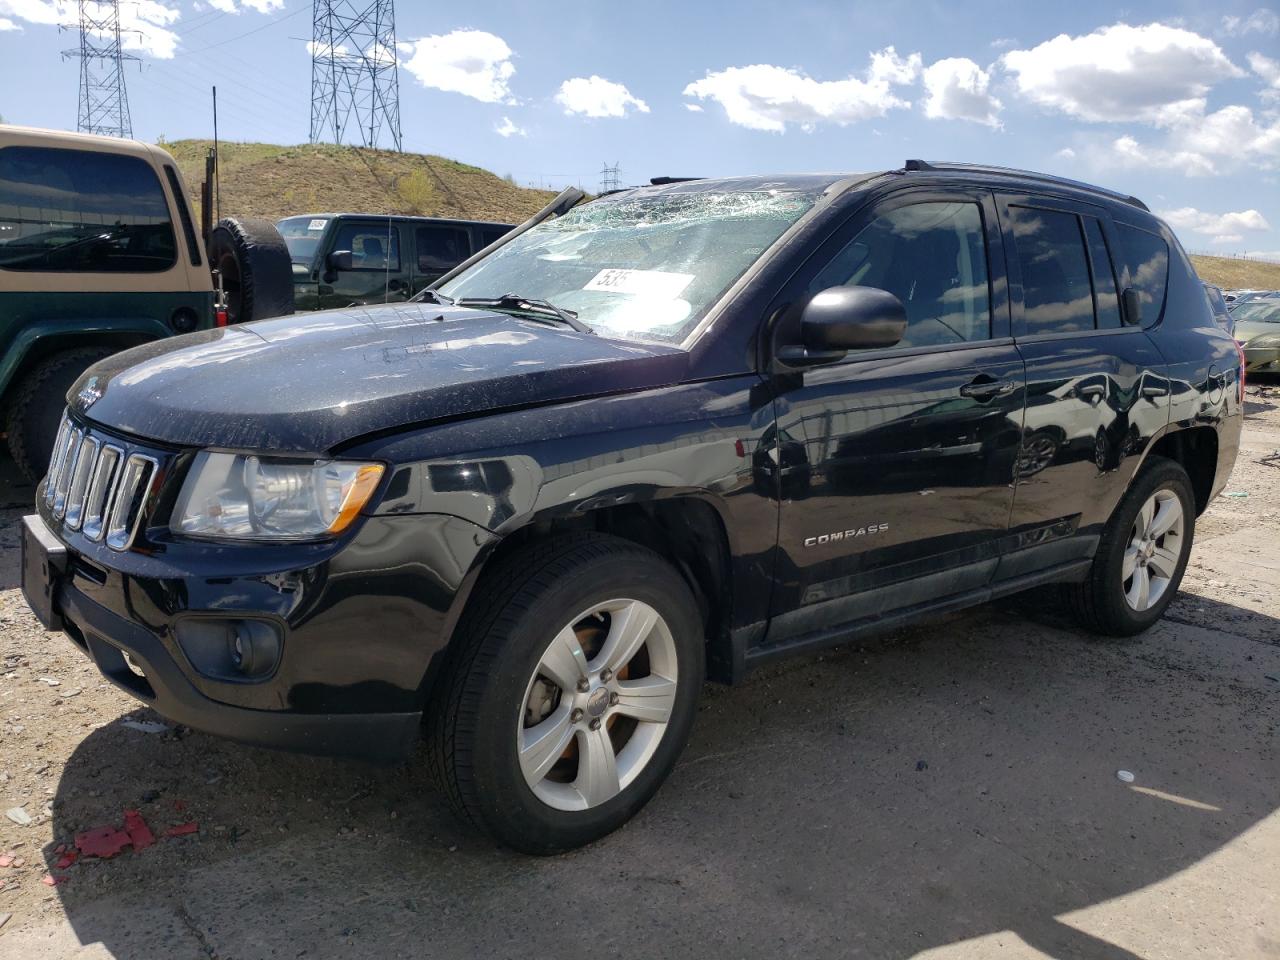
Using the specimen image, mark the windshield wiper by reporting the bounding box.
[455,293,594,334]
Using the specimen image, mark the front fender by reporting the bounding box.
[0,315,172,399]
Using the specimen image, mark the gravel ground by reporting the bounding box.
[0,391,1278,960]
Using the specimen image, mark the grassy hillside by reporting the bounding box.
[1190,255,1280,291]
[163,139,557,227]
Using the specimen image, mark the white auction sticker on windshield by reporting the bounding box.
[307,219,328,231]
[584,268,693,299]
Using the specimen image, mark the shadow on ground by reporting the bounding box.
[38,596,1280,959]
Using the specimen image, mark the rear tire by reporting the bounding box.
[1061,457,1195,636]
[5,348,114,483]
[424,533,704,854]
[207,217,294,324]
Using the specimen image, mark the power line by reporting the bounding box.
[600,161,621,192]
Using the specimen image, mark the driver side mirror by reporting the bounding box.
[777,286,908,367]
[326,249,353,274]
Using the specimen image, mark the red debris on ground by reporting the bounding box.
[123,810,155,852]
[54,849,78,870]
[74,825,132,860]
[40,874,66,886]
[165,822,199,838]
[173,800,186,812]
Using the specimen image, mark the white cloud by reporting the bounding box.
[1159,206,1271,236]
[0,0,180,58]
[399,29,516,104]
[1107,134,1220,176]
[494,115,525,138]
[684,102,703,112]
[0,15,19,29]
[682,47,921,132]
[1055,147,1076,160]
[989,37,1016,49]
[1001,23,1242,125]
[554,76,649,118]
[208,0,237,11]
[922,57,1002,127]
[1210,234,1244,244]
[1250,51,1280,98]
[206,0,283,11]
[1220,8,1280,36]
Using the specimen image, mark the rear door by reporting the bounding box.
[318,219,410,308]
[764,187,1027,645]
[997,194,1170,580]
[409,223,472,295]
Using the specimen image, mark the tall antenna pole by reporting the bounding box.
[62,0,137,138]
[309,0,402,151]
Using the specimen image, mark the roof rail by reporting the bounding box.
[902,159,1149,211]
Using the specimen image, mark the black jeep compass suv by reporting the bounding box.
[22,161,1243,853]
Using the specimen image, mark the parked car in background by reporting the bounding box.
[1227,290,1278,310]
[24,162,1242,854]
[277,213,514,310]
[0,125,291,480]
[1232,299,1280,374]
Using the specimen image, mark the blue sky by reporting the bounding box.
[1,0,1278,259]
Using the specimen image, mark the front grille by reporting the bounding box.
[45,413,159,551]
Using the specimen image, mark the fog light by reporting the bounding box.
[175,617,282,682]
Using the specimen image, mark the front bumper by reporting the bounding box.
[21,503,494,763]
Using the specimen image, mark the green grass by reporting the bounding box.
[162,139,558,229]
[1189,255,1280,291]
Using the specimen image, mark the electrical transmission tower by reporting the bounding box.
[599,162,621,192]
[310,0,403,151]
[62,0,137,138]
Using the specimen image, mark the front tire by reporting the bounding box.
[425,534,704,854]
[1061,457,1195,636]
[5,348,114,483]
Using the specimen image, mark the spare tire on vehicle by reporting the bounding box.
[207,217,294,325]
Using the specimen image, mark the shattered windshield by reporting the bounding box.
[437,189,822,344]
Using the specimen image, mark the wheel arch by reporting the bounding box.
[420,494,738,706]
[0,320,164,411]
[1134,423,1219,515]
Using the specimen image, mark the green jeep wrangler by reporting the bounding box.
[0,125,292,481]
[277,213,513,311]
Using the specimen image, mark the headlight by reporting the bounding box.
[172,452,384,541]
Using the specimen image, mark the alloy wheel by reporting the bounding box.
[1122,488,1184,612]
[518,598,678,811]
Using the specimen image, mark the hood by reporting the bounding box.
[1235,320,1280,345]
[71,303,689,454]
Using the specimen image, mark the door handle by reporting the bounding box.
[959,378,1016,401]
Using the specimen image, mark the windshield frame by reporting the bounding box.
[276,215,332,269]
[434,178,861,350]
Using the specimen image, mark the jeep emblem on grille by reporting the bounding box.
[76,376,103,409]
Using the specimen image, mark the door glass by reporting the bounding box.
[478,226,509,247]
[1009,207,1094,334]
[0,146,176,273]
[808,201,991,347]
[331,222,399,271]
[1083,218,1122,329]
[1115,223,1169,324]
[415,226,470,272]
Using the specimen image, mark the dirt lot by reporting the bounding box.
[0,393,1278,960]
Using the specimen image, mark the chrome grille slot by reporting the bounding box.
[105,454,157,551]
[52,426,85,518]
[44,414,74,507]
[64,435,101,530]
[82,445,122,542]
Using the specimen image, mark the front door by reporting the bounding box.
[764,189,1026,646]
[318,220,410,309]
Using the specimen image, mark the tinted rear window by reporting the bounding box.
[1009,206,1094,334]
[1115,223,1169,325]
[0,146,175,273]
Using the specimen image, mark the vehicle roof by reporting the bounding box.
[618,163,1151,216]
[278,212,514,227]
[0,123,159,160]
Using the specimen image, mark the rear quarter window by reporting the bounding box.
[0,145,176,273]
[1115,223,1169,324]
